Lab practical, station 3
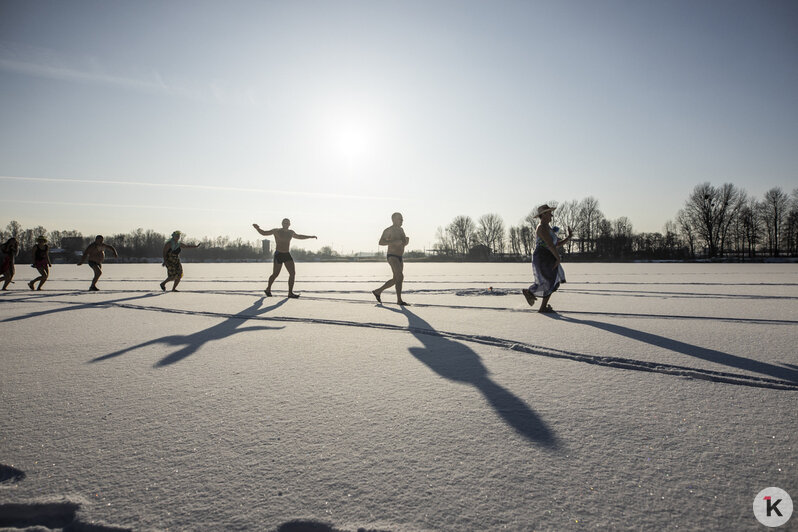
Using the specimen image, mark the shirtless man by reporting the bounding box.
[372,212,409,305]
[253,219,317,298]
[78,235,119,291]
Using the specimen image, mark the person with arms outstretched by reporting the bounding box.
[372,212,409,305]
[253,218,317,298]
[78,235,118,291]
[160,231,201,292]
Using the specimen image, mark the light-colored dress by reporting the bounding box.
[527,227,566,297]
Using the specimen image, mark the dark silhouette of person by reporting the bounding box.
[28,236,51,290]
[523,204,572,313]
[253,219,317,298]
[78,235,118,291]
[160,231,201,292]
[0,237,19,290]
[373,212,409,305]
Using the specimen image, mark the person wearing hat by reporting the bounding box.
[0,237,19,290]
[160,231,201,292]
[522,204,572,313]
[78,235,119,291]
[28,236,52,290]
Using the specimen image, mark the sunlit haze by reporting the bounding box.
[1,0,796,252]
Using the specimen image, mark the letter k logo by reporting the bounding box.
[765,496,783,517]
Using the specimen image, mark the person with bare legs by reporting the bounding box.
[28,236,51,291]
[253,219,317,298]
[0,237,19,290]
[522,204,572,313]
[372,212,409,305]
[78,235,118,291]
[160,231,201,292]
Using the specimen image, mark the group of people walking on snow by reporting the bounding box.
[1,206,570,312]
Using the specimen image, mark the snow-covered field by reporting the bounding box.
[1,262,796,531]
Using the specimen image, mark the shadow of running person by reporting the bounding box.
[1,291,163,323]
[90,297,287,368]
[386,306,559,448]
[547,313,798,384]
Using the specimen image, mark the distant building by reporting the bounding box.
[262,239,271,258]
[468,244,492,261]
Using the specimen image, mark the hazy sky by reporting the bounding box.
[1,0,796,252]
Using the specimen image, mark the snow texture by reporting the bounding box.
[1,262,796,531]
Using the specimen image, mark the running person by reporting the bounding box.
[253,219,317,298]
[372,212,409,305]
[28,236,51,291]
[0,237,19,290]
[160,231,201,292]
[78,235,118,291]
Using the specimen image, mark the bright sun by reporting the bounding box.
[335,124,369,161]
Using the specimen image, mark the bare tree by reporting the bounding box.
[433,226,455,256]
[676,209,696,258]
[785,189,798,256]
[553,200,579,253]
[6,220,22,240]
[762,187,789,257]
[663,220,680,257]
[613,216,634,257]
[577,197,603,253]
[508,226,521,255]
[519,225,533,256]
[718,184,745,256]
[476,213,505,254]
[446,215,477,256]
[738,198,764,257]
[681,182,743,257]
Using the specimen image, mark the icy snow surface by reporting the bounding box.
[1,262,796,531]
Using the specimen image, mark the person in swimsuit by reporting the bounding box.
[0,237,19,290]
[372,212,409,305]
[78,235,119,291]
[160,231,201,292]
[28,236,52,291]
[253,219,317,298]
[522,204,572,313]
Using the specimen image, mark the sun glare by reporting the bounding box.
[335,124,369,161]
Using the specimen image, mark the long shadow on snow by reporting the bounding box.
[381,305,560,448]
[301,294,798,325]
[547,313,798,383]
[90,297,286,367]
[0,292,162,322]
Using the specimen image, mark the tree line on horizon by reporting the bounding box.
[432,184,798,260]
[2,183,797,263]
[0,223,378,263]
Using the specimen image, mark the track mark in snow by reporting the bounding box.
[8,296,797,390]
[6,292,797,326]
